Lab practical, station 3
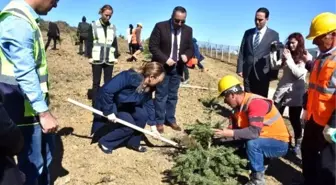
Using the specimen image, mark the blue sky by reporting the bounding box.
[1,0,335,48]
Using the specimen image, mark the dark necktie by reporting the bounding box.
[172,29,178,62]
[253,31,260,52]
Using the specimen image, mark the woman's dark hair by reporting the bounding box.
[286,32,306,63]
[129,24,133,35]
[99,4,113,14]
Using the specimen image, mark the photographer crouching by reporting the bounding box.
[270,33,312,158]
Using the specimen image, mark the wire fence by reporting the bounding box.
[198,41,240,65]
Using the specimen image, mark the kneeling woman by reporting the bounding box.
[91,62,165,154]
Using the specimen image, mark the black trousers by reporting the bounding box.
[131,44,140,55]
[91,63,114,105]
[276,104,303,140]
[45,36,57,50]
[79,36,89,56]
[244,71,270,98]
[301,119,336,185]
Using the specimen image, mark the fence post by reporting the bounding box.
[215,44,218,59]
[210,44,213,57]
[207,43,209,55]
[228,45,231,63]
[221,45,224,61]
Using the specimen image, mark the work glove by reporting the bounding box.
[323,125,336,143]
[107,113,117,123]
[150,125,161,139]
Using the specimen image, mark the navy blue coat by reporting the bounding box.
[94,69,156,126]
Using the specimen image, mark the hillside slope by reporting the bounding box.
[43,26,301,185]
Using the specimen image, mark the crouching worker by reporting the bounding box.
[213,75,290,185]
[91,62,165,154]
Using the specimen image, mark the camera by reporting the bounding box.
[271,42,285,60]
[270,42,285,52]
[269,42,285,81]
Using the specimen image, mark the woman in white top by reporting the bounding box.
[271,32,312,156]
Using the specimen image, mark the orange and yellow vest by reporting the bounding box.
[233,93,290,143]
[306,52,336,126]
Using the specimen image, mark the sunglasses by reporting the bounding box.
[174,18,185,24]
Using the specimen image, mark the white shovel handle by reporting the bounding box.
[67,98,179,147]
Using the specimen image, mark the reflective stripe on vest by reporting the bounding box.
[91,20,117,64]
[307,53,336,126]
[0,1,49,124]
[240,94,282,126]
[234,92,290,143]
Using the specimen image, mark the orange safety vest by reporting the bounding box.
[233,92,290,143]
[131,29,137,44]
[306,52,336,126]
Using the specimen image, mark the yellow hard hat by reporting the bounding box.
[306,12,336,40]
[218,75,241,96]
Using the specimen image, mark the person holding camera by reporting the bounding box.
[237,7,279,98]
[270,32,312,157]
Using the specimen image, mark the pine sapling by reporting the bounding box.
[168,93,248,185]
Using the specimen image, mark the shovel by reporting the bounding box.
[180,84,217,91]
[67,98,180,147]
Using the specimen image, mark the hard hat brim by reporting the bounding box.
[306,34,315,40]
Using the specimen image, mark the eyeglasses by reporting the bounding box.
[174,18,185,24]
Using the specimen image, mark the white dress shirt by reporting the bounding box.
[169,23,182,61]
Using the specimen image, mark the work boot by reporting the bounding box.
[170,123,182,131]
[245,172,265,185]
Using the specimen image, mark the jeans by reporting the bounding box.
[246,138,288,172]
[17,124,55,185]
[91,63,114,105]
[154,68,181,124]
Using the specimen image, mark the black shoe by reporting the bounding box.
[98,143,113,154]
[128,146,147,153]
[126,57,133,62]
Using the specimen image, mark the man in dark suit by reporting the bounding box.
[149,6,194,133]
[45,21,60,50]
[237,7,279,98]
